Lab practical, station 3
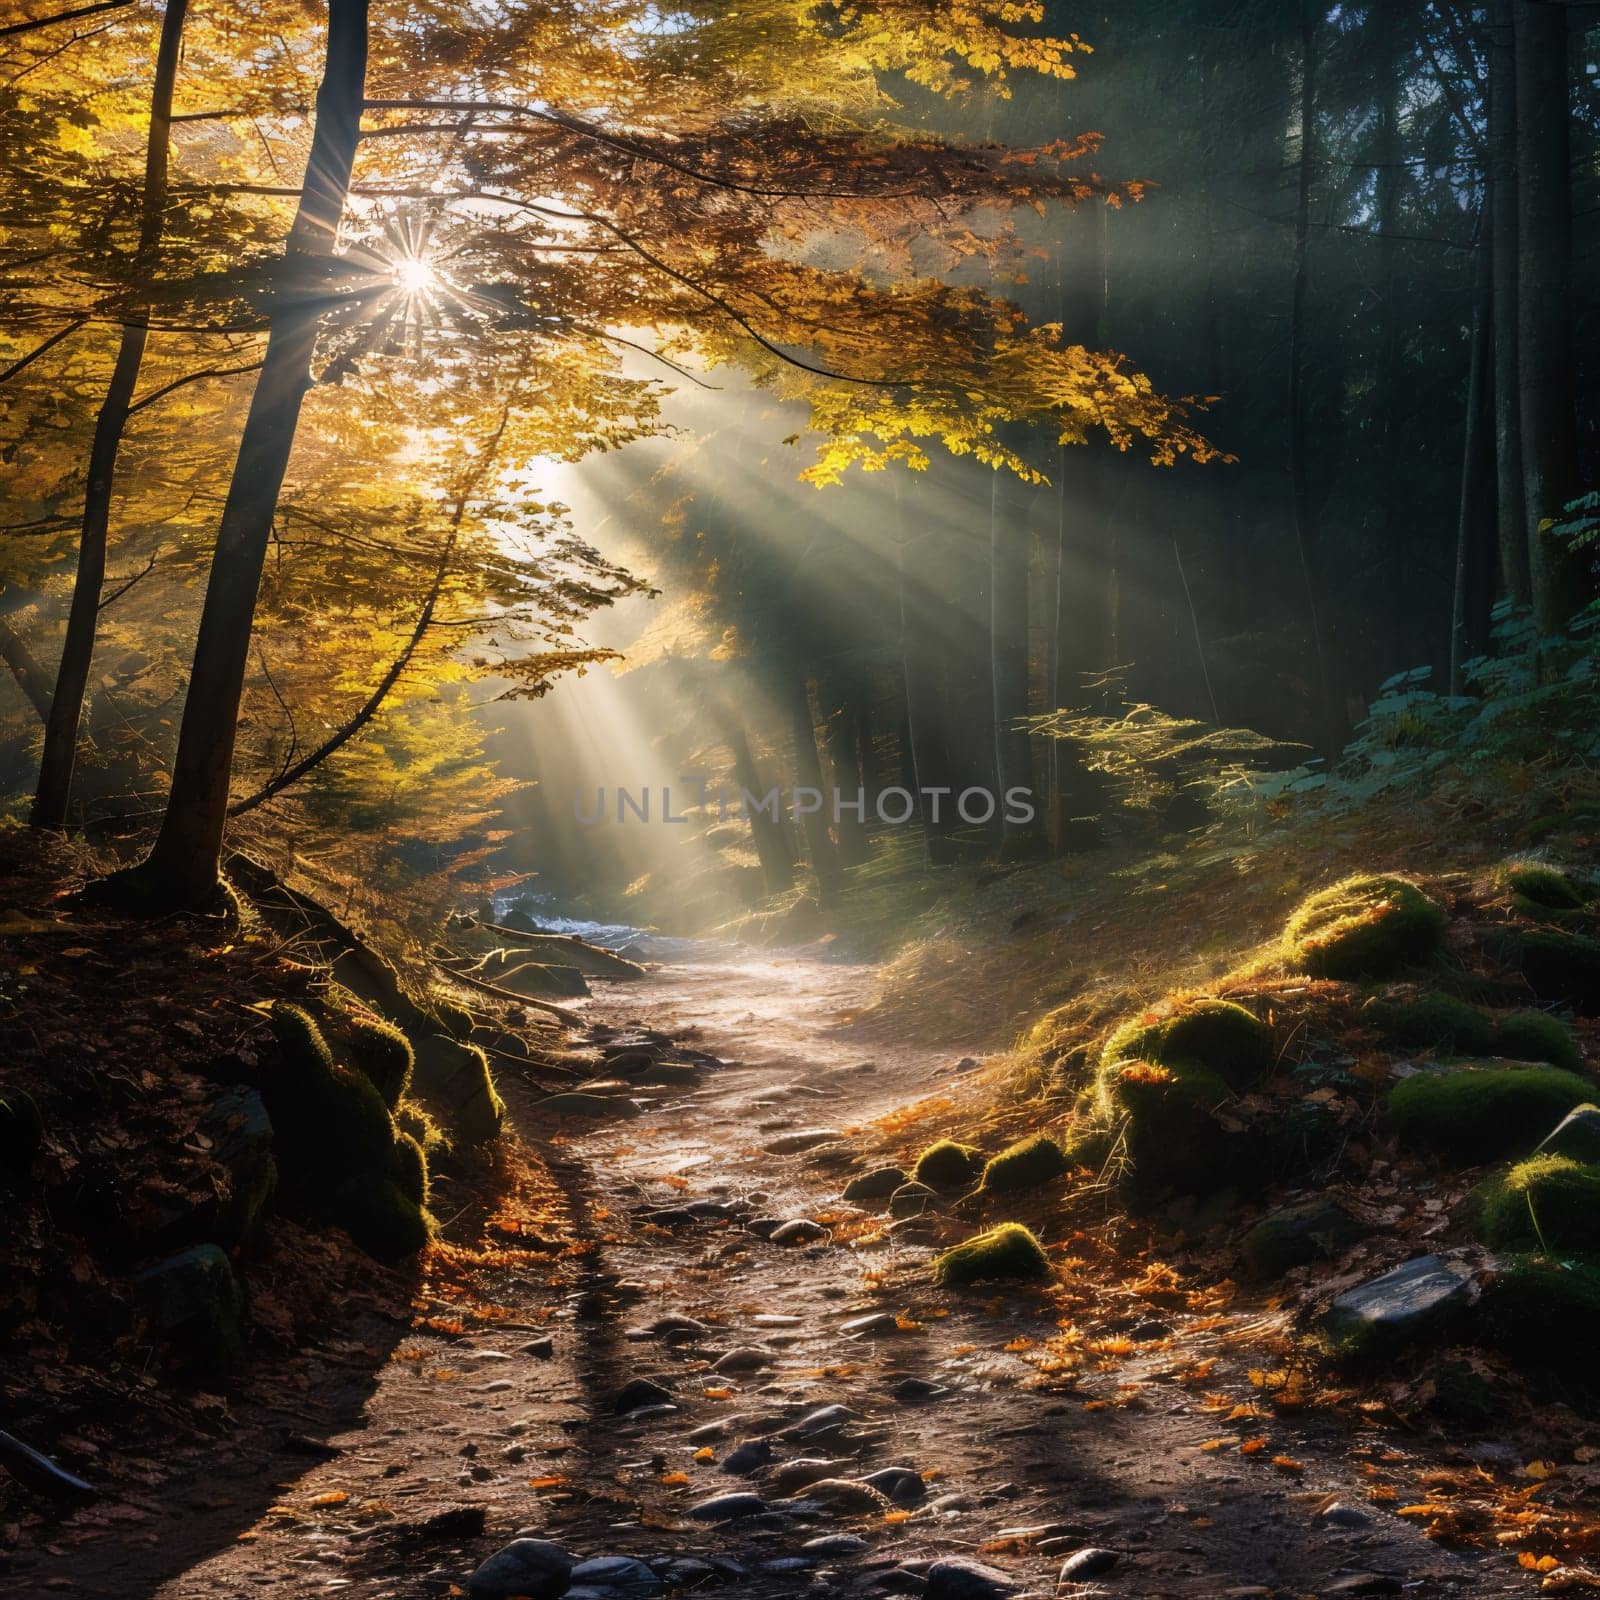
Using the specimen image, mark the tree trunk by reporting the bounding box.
[725,722,793,896]
[893,479,950,862]
[1487,0,1530,605]
[1288,5,1341,753]
[785,672,840,891]
[989,471,1034,847]
[31,0,188,830]
[133,0,370,909]
[819,670,872,866]
[1512,0,1585,633]
[1451,209,1497,693]
[0,613,52,722]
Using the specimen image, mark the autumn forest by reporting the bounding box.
[3,3,1600,1597]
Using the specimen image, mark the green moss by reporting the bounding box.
[411,1035,504,1144]
[1389,1065,1597,1165]
[1474,1154,1600,1256]
[1366,992,1496,1056]
[1063,1126,1116,1173]
[1284,874,1446,980]
[1493,1010,1582,1071]
[912,1139,985,1192]
[429,992,476,1040]
[345,1013,414,1108]
[932,1222,1050,1287]
[392,1130,430,1209]
[1102,998,1272,1090]
[264,1002,429,1261]
[1424,1360,1497,1426]
[395,1097,451,1157]
[1489,929,1600,1014]
[1242,1198,1368,1278]
[1102,1058,1256,1195]
[1503,861,1585,916]
[0,1091,43,1177]
[980,1134,1069,1193]
[1477,1255,1600,1376]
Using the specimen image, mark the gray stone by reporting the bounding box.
[801,1478,891,1514]
[770,1457,849,1495]
[712,1345,775,1373]
[466,1538,573,1599]
[782,1404,857,1440]
[568,1556,660,1597]
[1536,1103,1600,1165]
[1315,1255,1476,1359]
[688,1492,768,1522]
[891,1376,947,1404]
[1320,1503,1371,1529]
[840,1312,900,1338]
[1242,1198,1369,1278]
[1057,1548,1119,1582]
[764,1128,845,1154]
[1319,1576,1403,1597]
[612,1377,673,1414]
[843,1167,909,1203]
[770,1219,828,1246]
[803,1534,871,1557]
[861,1466,925,1506]
[722,1439,776,1476]
[200,1088,277,1246]
[924,1556,1020,1599]
[133,1244,242,1372]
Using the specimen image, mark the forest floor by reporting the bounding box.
[8,926,1572,1600]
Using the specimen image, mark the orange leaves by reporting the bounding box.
[1271,1456,1305,1475]
[307,1490,350,1508]
[1239,1437,1269,1456]
[527,1475,567,1490]
[693,1447,714,1462]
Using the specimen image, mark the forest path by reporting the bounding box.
[20,936,1529,1599]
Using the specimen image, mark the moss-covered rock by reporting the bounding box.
[411,1034,504,1145]
[0,1090,44,1179]
[1474,1154,1600,1256]
[429,992,476,1041]
[1493,1010,1582,1072]
[395,1097,451,1158]
[1102,998,1272,1090]
[1489,929,1600,1014]
[1313,1253,1475,1362]
[1389,1064,1597,1165]
[1423,1359,1497,1426]
[344,1012,414,1108]
[1242,1197,1369,1278]
[980,1134,1069,1194]
[1101,1058,1259,1195]
[932,1222,1050,1287]
[911,1139,984,1192]
[392,1129,430,1209]
[134,1243,243,1374]
[334,1177,434,1262]
[1365,992,1495,1056]
[1476,1255,1600,1377]
[1536,1104,1600,1166]
[1502,861,1586,918]
[1285,874,1445,980]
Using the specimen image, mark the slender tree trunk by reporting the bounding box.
[893,479,949,862]
[989,471,1034,847]
[1487,0,1530,605]
[31,0,188,830]
[819,670,871,866]
[134,0,370,909]
[724,723,793,895]
[1374,4,1409,670]
[785,672,840,891]
[1451,208,1497,693]
[0,614,51,722]
[1512,0,1586,633]
[1288,5,1341,753]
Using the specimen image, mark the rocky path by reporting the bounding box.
[16,939,1533,1599]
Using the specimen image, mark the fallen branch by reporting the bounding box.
[437,966,585,1027]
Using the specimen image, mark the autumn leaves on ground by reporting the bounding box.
[4,787,1600,1598]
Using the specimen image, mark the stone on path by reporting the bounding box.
[1314,1254,1476,1359]
[764,1128,845,1154]
[612,1377,673,1415]
[1058,1547,1120,1581]
[689,1491,768,1522]
[770,1218,828,1245]
[568,1555,660,1597]
[466,1538,573,1599]
[924,1555,1020,1599]
[843,1166,908,1202]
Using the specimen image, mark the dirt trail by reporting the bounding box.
[15,939,1532,1599]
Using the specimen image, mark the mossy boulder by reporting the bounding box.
[1102,998,1272,1090]
[429,993,476,1041]
[980,1134,1069,1194]
[1389,1064,1597,1165]
[1365,992,1496,1056]
[932,1222,1050,1287]
[1502,861,1586,918]
[411,1034,504,1145]
[1489,929,1600,1014]
[134,1243,243,1375]
[264,1002,432,1261]
[1493,1010,1582,1072]
[1473,1154,1600,1257]
[1242,1197,1369,1278]
[343,1012,414,1108]
[1535,1104,1600,1166]
[1101,1059,1261,1195]
[0,1090,44,1179]
[1423,1360,1497,1426]
[1476,1255,1600,1378]
[911,1139,984,1192]
[1284,874,1445,980]
[396,1097,451,1158]
[393,1129,430,1209]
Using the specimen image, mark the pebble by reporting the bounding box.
[861,1466,925,1506]
[782,1404,857,1440]
[924,1556,1019,1599]
[722,1439,776,1476]
[473,1379,514,1393]
[689,1491,769,1522]
[770,1219,828,1245]
[643,1314,709,1342]
[804,1534,871,1557]
[764,1128,845,1154]
[840,1312,900,1338]
[843,1167,909,1202]
[1057,1548,1119,1582]
[1320,1503,1371,1528]
[568,1556,660,1597]
[612,1378,673,1415]
[770,1457,850,1495]
[466,1538,573,1600]
[712,1346,775,1373]
[521,1337,555,1359]
[752,1313,803,1327]
[1320,1577,1403,1597]
[801,1477,892,1514]
[953,1057,980,1073]
[891,1376,947,1404]
[889,1182,938,1219]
